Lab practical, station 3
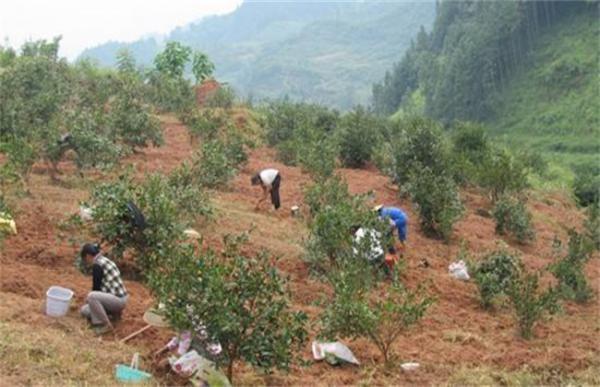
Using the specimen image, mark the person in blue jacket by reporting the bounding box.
[375,204,408,245]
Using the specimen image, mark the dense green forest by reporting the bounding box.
[79,1,435,109]
[373,1,599,187]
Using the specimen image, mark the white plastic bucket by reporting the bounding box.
[46,286,74,317]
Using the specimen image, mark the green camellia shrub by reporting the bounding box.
[261,101,338,147]
[320,258,434,363]
[507,270,559,339]
[405,168,463,241]
[185,109,226,143]
[584,200,600,250]
[478,148,529,202]
[389,117,451,185]
[195,138,245,189]
[572,163,600,207]
[472,249,523,309]
[149,232,307,384]
[86,171,212,272]
[108,88,163,152]
[338,106,382,168]
[204,85,236,109]
[549,230,594,303]
[492,195,536,244]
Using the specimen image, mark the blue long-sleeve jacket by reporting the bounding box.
[380,207,408,241]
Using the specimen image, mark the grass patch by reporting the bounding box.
[0,320,157,386]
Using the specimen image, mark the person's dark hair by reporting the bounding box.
[250,174,261,186]
[387,245,397,254]
[80,243,101,258]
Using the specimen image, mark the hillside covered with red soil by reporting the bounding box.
[1,115,598,385]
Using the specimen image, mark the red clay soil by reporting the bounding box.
[1,115,599,385]
[195,79,220,106]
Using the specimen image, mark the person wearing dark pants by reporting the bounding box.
[79,243,128,335]
[251,168,282,210]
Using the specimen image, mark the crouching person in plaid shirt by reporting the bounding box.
[79,243,128,335]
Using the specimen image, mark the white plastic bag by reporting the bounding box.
[448,260,470,280]
[401,362,420,371]
[184,228,201,239]
[169,350,206,377]
[312,341,359,365]
[79,206,93,221]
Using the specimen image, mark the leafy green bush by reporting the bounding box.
[507,270,559,339]
[303,176,380,274]
[472,249,523,309]
[194,138,246,189]
[191,51,214,84]
[584,201,600,250]
[451,121,491,162]
[0,38,69,140]
[86,174,177,270]
[389,117,451,185]
[320,260,434,363]
[147,72,194,113]
[304,175,353,216]
[184,109,226,143]
[107,86,163,151]
[273,122,338,178]
[492,195,536,244]
[149,232,307,383]
[0,137,37,183]
[304,200,365,274]
[153,41,191,78]
[549,230,594,303]
[450,121,491,184]
[338,106,382,168]
[296,126,338,179]
[205,86,236,109]
[261,101,338,147]
[63,109,123,171]
[86,171,212,272]
[478,148,529,201]
[405,168,463,241]
[572,163,600,207]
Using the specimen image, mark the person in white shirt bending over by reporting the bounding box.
[251,168,281,210]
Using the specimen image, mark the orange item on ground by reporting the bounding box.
[384,253,399,271]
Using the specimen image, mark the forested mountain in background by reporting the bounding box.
[79,0,435,109]
[373,1,599,183]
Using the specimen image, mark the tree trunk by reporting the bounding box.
[227,360,234,385]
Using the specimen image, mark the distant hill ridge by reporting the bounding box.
[79,0,435,109]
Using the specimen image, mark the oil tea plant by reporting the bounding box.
[303,175,353,216]
[492,195,535,244]
[194,137,247,189]
[549,230,594,303]
[85,170,212,272]
[507,270,559,339]
[388,117,452,185]
[320,259,434,364]
[337,106,383,168]
[149,233,307,384]
[405,168,464,241]
[478,148,529,202]
[184,108,227,143]
[107,85,163,152]
[471,248,523,309]
[303,175,379,274]
[584,200,600,251]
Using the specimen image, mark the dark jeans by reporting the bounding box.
[270,174,281,210]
